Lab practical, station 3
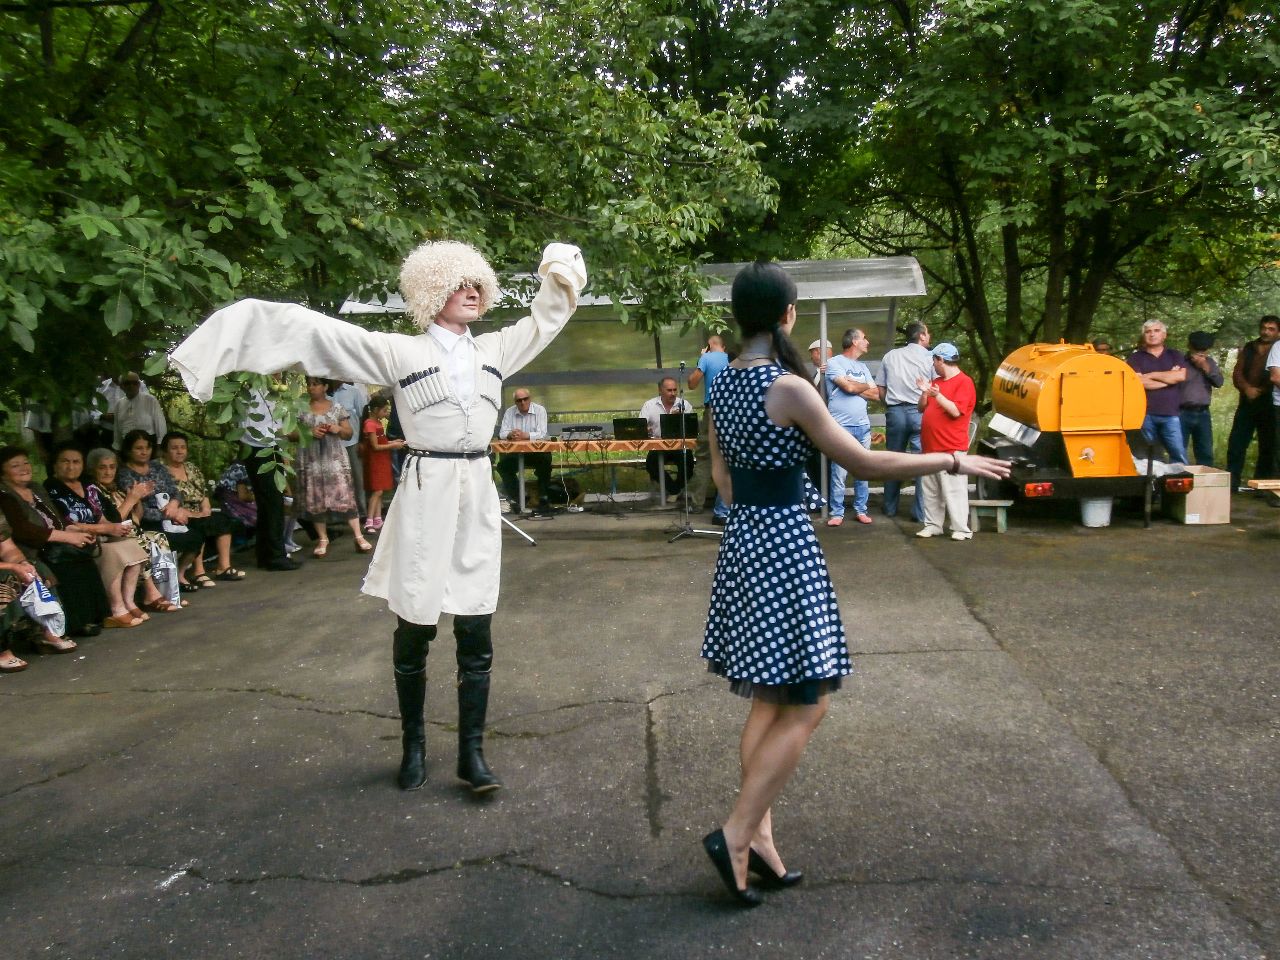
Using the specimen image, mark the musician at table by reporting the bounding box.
[496,389,553,514]
[641,376,695,497]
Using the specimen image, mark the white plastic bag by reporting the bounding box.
[148,540,182,606]
[19,575,66,638]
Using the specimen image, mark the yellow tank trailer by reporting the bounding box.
[978,342,1193,504]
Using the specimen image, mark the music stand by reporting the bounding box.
[669,360,723,543]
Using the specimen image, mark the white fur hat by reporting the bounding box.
[398,240,499,330]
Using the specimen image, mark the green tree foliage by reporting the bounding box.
[0,0,772,422]
[821,0,1280,385]
[647,0,1278,390]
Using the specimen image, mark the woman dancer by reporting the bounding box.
[699,262,1009,906]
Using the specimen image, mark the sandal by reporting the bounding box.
[128,607,151,622]
[179,581,200,593]
[1,653,28,673]
[313,539,329,558]
[143,598,183,613]
[36,636,77,654]
[193,573,217,589]
[355,537,373,554]
[104,613,143,629]
[212,567,246,581]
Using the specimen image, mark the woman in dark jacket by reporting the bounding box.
[0,445,106,638]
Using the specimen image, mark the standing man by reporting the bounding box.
[825,328,879,527]
[171,240,587,795]
[328,380,370,525]
[1126,320,1189,464]
[808,339,832,387]
[875,321,933,520]
[687,335,731,523]
[1268,331,1280,489]
[112,372,167,449]
[240,385,299,572]
[641,376,695,499]
[915,342,977,541]
[1179,331,1223,466]
[1226,315,1279,490]
[496,389,553,516]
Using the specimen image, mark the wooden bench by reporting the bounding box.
[968,499,1014,534]
[1246,479,1280,506]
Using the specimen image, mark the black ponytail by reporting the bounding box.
[731,261,812,384]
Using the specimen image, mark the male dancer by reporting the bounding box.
[171,241,587,793]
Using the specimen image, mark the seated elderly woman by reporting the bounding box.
[1,515,76,670]
[85,447,184,613]
[44,442,150,628]
[0,445,104,639]
[116,429,206,594]
[159,431,244,585]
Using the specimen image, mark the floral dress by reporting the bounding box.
[297,402,358,521]
[700,364,851,704]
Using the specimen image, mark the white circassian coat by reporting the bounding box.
[170,244,586,625]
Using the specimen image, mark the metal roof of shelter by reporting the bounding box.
[340,256,925,315]
[700,257,925,304]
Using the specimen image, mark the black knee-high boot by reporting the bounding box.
[454,614,501,793]
[393,619,436,791]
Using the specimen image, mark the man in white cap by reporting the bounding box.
[808,339,832,388]
[170,240,587,795]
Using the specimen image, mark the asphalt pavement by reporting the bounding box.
[3,493,1276,959]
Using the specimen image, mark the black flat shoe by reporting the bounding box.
[748,848,803,889]
[702,829,763,907]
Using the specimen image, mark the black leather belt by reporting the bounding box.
[730,465,805,507]
[404,447,488,460]
[1180,405,1209,412]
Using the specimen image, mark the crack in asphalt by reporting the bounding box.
[20,852,1197,904]
[1,734,160,800]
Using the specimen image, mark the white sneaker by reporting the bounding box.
[566,504,584,513]
[950,531,973,541]
[284,540,302,554]
[915,528,943,538]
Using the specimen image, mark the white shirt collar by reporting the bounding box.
[428,324,475,352]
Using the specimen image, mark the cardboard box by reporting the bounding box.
[1170,465,1231,524]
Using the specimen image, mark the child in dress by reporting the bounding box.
[362,396,404,532]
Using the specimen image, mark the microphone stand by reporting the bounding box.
[670,359,723,543]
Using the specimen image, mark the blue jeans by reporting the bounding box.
[712,492,728,519]
[1179,407,1215,467]
[829,423,871,518]
[883,403,924,520]
[1142,413,1189,464]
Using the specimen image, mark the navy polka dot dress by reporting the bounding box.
[701,364,851,703]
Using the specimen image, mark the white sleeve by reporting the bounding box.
[486,244,586,379]
[498,406,516,439]
[170,299,401,402]
[1267,341,1280,370]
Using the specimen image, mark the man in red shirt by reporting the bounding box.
[915,342,977,541]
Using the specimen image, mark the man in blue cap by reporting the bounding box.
[915,342,977,540]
